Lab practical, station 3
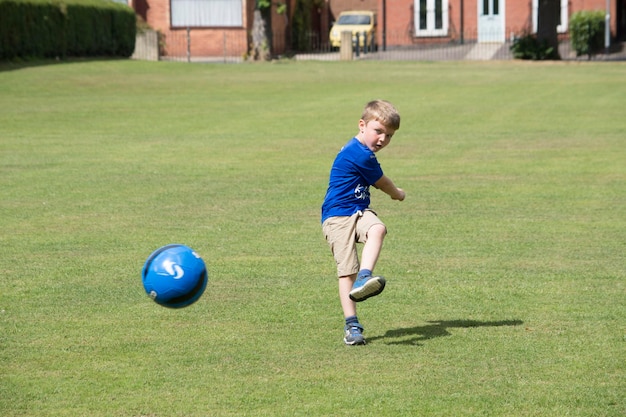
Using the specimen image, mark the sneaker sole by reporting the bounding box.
[349,276,386,302]
[343,337,366,346]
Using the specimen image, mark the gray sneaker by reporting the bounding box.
[349,275,386,302]
[344,323,366,345]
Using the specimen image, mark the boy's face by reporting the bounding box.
[358,119,395,153]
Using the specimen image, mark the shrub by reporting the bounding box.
[569,10,606,59]
[0,0,136,60]
[510,33,556,60]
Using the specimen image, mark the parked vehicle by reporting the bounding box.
[329,11,377,51]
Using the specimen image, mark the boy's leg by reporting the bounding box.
[350,215,388,302]
[322,215,366,345]
[339,274,366,345]
[339,274,357,318]
[359,223,387,271]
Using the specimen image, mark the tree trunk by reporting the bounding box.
[249,9,270,61]
[536,0,561,59]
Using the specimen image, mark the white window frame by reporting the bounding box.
[171,0,243,28]
[532,0,569,34]
[414,0,449,37]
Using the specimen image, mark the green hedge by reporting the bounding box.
[569,10,606,59]
[0,0,136,60]
[510,33,557,60]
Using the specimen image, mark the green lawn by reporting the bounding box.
[0,59,624,416]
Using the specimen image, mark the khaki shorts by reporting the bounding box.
[322,209,385,278]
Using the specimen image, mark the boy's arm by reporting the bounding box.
[374,175,405,201]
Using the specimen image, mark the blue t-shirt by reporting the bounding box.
[321,137,384,223]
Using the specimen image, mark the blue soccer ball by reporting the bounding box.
[142,244,208,308]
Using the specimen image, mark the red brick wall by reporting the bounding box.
[383,0,414,38]
[507,1,532,33]
[138,0,251,57]
[137,0,305,57]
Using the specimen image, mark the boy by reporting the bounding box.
[321,99,405,346]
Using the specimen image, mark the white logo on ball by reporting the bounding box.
[163,260,184,279]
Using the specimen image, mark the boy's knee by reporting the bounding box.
[368,224,387,239]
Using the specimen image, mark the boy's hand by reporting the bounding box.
[392,188,405,201]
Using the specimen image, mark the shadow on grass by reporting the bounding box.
[0,57,128,72]
[369,319,524,346]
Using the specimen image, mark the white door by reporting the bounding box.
[478,0,505,42]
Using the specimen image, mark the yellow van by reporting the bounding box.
[329,11,377,51]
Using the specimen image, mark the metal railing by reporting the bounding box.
[131,28,622,63]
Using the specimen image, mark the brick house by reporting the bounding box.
[369,0,625,47]
[129,0,624,58]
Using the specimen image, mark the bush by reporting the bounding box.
[510,33,556,60]
[569,10,606,59]
[0,0,136,60]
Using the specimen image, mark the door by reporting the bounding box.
[478,0,504,42]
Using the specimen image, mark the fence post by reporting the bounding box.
[460,0,465,44]
[382,0,386,51]
[605,0,610,54]
[340,31,353,61]
[186,27,191,63]
[363,31,368,54]
[587,21,593,61]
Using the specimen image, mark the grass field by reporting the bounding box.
[0,59,624,416]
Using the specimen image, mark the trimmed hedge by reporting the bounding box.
[0,0,136,60]
[569,10,606,59]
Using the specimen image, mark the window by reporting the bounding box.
[337,15,371,25]
[171,0,243,28]
[482,0,499,16]
[415,0,449,37]
[532,0,569,34]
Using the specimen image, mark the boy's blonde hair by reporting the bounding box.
[361,99,400,131]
